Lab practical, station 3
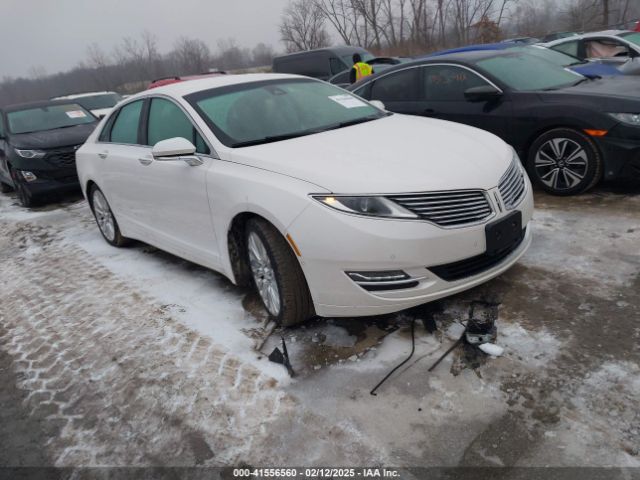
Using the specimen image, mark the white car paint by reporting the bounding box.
[76,73,533,318]
[541,30,640,63]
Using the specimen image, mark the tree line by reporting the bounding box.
[280,0,639,54]
[0,33,275,107]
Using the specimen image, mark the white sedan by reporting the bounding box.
[76,74,533,326]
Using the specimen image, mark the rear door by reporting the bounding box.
[418,64,512,142]
[365,67,424,115]
[97,99,150,229]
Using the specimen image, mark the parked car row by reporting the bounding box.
[1,33,638,326]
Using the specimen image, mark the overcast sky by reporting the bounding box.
[1,0,290,78]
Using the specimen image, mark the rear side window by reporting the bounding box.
[422,65,488,101]
[330,57,347,75]
[147,98,209,154]
[110,100,143,144]
[551,40,579,57]
[370,68,420,102]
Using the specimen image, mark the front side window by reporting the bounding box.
[584,39,630,58]
[422,65,488,101]
[147,98,209,154]
[370,68,420,102]
[188,79,384,147]
[7,103,95,134]
[475,53,582,91]
[330,57,347,75]
[109,100,143,144]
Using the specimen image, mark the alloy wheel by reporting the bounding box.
[92,190,116,242]
[247,231,281,317]
[534,138,588,192]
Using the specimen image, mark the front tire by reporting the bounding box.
[245,218,314,327]
[527,128,602,196]
[89,185,129,247]
[0,181,12,194]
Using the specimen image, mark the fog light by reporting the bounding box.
[20,171,38,182]
[346,270,422,292]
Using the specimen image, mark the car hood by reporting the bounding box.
[9,123,96,149]
[540,75,640,109]
[227,114,512,193]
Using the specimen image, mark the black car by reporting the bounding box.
[272,46,374,81]
[0,100,97,206]
[348,50,640,195]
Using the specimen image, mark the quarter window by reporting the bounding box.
[551,40,579,57]
[147,98,209,154]
[110,100,143,144]
[422,65,488,101]
[370,68,420,102]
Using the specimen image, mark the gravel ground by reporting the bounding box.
[0,184,638,476]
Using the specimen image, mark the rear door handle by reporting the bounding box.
[423,108,437,116]
[138,157,152,166]
[98,150,109,159]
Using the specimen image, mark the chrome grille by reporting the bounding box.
[499,160,526,210]
[387,190,493,227]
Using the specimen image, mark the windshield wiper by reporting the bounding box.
[571,77,592,86]
[230,114,387,147]
[231,131,319,148]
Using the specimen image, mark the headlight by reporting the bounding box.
[14,148,46,159]
[609,113,640,126]
[311,195,418,219]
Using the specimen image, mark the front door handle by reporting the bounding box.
[98,150,109,159]
[423,108,437,116]
[138,157,153,166]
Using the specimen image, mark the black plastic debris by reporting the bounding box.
[268,337,295,377]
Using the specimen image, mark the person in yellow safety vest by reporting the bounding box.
[349,53,374,84]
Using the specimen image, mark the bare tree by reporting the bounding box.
[172,37,211,75]
[280,0,330,52]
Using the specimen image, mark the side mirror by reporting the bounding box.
[369,100,386,110]
[464,85,502,102]
[152,137,202,166]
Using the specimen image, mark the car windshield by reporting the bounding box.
[7,104,95,134]
[75,93,122,110]
[619,32,640,47]
[475,52,584,91]
[188,78,386,147]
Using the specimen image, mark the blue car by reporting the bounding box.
[422,43,623,78]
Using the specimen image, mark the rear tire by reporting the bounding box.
[89,185,129,247]
[9,167,34,208]
[526,128,602,196]
[245,218,314,327]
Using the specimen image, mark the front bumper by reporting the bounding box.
[596,125,640,180]
[288,183,534,318]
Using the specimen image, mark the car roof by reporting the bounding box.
[2,99,86,113]
[128,73,312,101]
[52,91,116,100]
[543,30,631,45]
[273,46,368,60]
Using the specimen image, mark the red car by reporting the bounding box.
[635,20,640,32]
[147,72,226,89]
